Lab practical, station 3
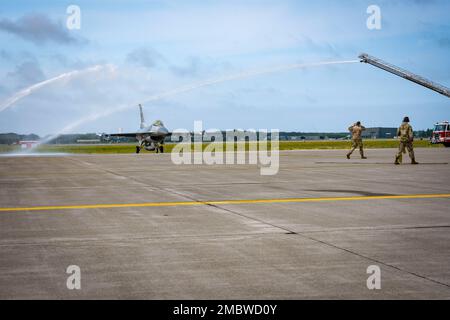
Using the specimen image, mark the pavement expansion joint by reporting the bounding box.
[294,232,450,290]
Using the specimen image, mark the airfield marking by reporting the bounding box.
[0,193,450,213]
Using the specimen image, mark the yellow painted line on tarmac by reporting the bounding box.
[1,193,450,213]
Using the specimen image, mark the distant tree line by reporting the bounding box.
[0,129,436,145]
[279,132,348,140]
[44,133,134,144]
[414,129,433,138]
[0,133,40,145]
[46,133,101,144]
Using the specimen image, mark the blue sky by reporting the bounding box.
[0,0,449,135]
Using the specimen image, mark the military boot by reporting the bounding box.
[394,155,401,165]
[411,158,419,165]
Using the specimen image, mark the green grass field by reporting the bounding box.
[0,139,442,154]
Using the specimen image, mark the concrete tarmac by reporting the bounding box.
[0,148,449,299]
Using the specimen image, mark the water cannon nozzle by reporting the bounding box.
[358,53,369,63]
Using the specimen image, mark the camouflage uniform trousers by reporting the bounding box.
[348,138,364,156]
[396,139,415,162]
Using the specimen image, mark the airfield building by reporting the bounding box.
[362,127,397,139]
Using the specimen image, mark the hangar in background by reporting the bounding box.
[362,127,397,139]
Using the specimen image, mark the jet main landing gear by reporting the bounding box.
[136,142,164,154]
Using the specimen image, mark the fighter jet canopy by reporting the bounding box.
[152,120,164,127]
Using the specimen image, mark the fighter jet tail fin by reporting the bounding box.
[139,104,146,129]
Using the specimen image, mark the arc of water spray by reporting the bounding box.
[0,64,116,112]
[36,59,359,146]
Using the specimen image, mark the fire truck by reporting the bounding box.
[431,121,450,147]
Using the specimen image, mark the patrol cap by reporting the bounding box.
[403,116,410,123]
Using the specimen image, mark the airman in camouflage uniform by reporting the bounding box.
[346,121,367,159]
[395,116,418,165]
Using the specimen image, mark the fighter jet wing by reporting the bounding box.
[106,133,140,137]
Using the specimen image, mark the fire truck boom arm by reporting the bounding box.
[359,53,450,98]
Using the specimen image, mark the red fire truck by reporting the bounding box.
[431,121,450,147]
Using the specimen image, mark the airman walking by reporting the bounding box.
[346,121,367,159]
[395,116,419,165]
